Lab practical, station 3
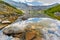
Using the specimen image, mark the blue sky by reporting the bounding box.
[13,0,60,5]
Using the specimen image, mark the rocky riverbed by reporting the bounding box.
[0,18,60,40]
[0,13,21,29]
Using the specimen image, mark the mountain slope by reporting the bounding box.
[4,0,54,10]
[0,1,23,14]
[44,4,60,20]
[4,0,29,10]
[0,1,23,29]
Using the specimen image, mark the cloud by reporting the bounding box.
[27,3,33,6]
[36,0,60,4]
[13,0,60,5]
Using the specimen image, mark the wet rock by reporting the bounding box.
[0,20,11,29]
[3,24,26,35]
[0,15,4,18]
[13,33,23,38]
[0,19,2,23]
[25,30,37,40]
[21,17,28,20]
[54,12,60,16]
[0,24,8,30]
[18,15,29,20]
[2,20,11,24]
[11,37,20,40]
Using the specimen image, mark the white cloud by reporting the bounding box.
[27,3,33,6]
[37,0,60,4]
[13,0,60,5]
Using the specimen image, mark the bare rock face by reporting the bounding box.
[2,18,60,40]
[0,24,9,30]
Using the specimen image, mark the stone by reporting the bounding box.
[2,20,11,24]
[0,24,8,29]
[11,37,20,40]
[54,12,60,16]
[0,19,2,23]
[26,29,43,40]
[3,24,25,35]
[25,30,37,40]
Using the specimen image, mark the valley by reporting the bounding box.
[0,0,60,40]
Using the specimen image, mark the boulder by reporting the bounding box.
[0,19,2,23]
[11,37,20,40]
[25,30,43,40]
[0,24,8,29]
[2,20,11,24]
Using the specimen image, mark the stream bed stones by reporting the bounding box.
[0,18,60,40]
[0,13,21,29]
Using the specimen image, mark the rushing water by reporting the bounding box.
[0,18,60,40]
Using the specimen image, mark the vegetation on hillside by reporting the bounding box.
[0,1,23,15]
[0,0,24,22]
[44,4,60,20]
[0,0,24,29]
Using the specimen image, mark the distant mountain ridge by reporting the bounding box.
[4,0,58,10]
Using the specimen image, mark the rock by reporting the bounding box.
[18,15,29,20]
[0,19,2,23]
[2,20,11,24]
[3,24,25,35]
[0,20,11,29]
[11,37,20,40]
[0,15,4,18]
[25,30,37,40]
[0,24,8,30]
[13,33,23,38]
[21,17,28,20]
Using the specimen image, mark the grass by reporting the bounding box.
[44,4,60,20]
[0,0,24,23]
[0,1,23,15]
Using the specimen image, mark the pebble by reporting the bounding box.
[2,20,11,24]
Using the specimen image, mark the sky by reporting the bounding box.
[13,0,60,5]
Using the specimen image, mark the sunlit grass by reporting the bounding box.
[44,4,60,20]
